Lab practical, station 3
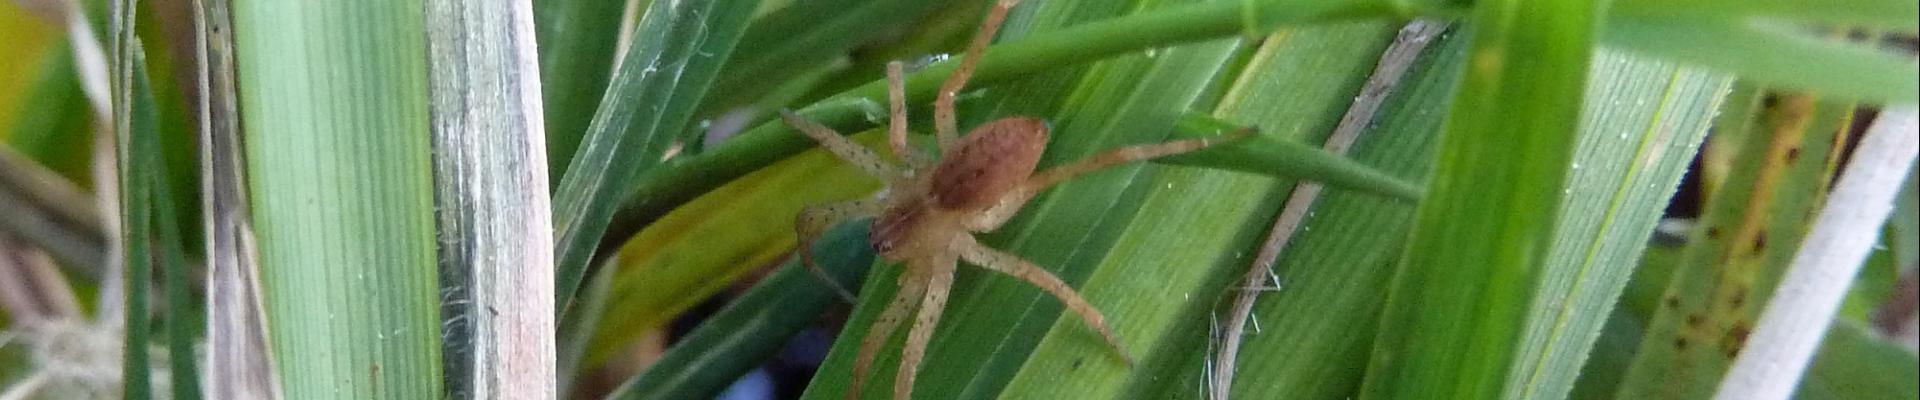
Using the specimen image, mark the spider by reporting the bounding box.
[784,0,1242,398]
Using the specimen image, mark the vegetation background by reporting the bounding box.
[0,0,1913,399]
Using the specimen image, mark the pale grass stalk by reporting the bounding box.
[1712,107,1919,400]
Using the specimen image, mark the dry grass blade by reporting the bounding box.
[424,0,556,396]
[192,0,278,396]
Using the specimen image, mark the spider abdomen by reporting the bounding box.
[930,117,1049,210]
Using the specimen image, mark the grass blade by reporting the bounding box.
[192,0,279,396]
[1714,108,1918,400]
[533,0,629,178]
[425,0,555,396]
[995,19,1402,400]
[550,0,764,311]
[231,0,444,395]
[1360,0,1599,397]
[582,132,882,368]
[1614,90,1858,399]
[1505,50,1732,400]
[1605,17,1919,105]
[606,223,876,400]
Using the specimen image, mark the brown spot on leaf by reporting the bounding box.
[1706,227,1723,239]
[1686,314,1706,327]
[1665,296,1682,309]
[1785,147,1801,163]
[1751,232,1768,253]
[1730,291,1748,308]
[1674,338,1690,350]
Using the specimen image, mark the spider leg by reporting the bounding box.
[1027,134,1243,192]
[796,198,885,302]
[895,253,957,400]
[885,62,932,169]
[952,234,1134,365]
[934,0,1022,151]
[849,267,926,400]
[962,134,1242,232]
[780,110,898,181]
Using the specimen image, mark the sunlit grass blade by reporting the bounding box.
[1361,0,1599,397]
[1614,90,1857,398]
[1605,17,1918,105]
[606,223,876,400]
[534,0,630,178]
[550,0,763,311]
[582,131,882,368]
[1505,50,1732,400]
[231,0,444,395]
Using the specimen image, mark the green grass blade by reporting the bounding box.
[231,0,444,395]
[1604,17,1919,105]
[996,20,1403,400]
[1614,90,1856,399]
[606,223,876,400]
[1610,0,1918,32]
[112,34,156,400]
[1206,26,1464,399]
[1160,114,1422,201]
[1360,0,1599,397]
[703,0,950,112]
[534,0,630,178]
[550,0,763,311]
[1504,50,1732,400]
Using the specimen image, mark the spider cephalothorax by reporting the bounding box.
[783,0,1242,398]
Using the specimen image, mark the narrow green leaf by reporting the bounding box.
[703,0,950,112]
[1361,0,1599,397]
[112,36,157,400]
[232,0,444,395]
[1161,114,1423,201]
[1505,50,1732,400]
[551,0,764,311]
[1605,17,1919,105]
[1610,0,1918,33]
[534,0,631,178]
[607,222,876,400]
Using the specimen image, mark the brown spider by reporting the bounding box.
[784,0,1242,398]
